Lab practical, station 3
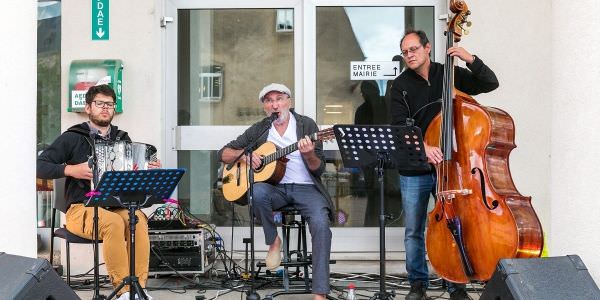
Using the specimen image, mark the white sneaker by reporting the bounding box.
[116,292,131,300]
[116,290,153,300]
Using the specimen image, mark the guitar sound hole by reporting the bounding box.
[222,174,232,184]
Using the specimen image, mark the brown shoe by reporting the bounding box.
[265,236,282,270]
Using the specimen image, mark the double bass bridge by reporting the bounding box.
[438,188,472,200]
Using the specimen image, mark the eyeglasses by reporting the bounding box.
[92,100,116,109]
[262,95,288,105]
[401,45,422,56]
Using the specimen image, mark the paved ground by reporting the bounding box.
[72,275,484,299]
[38,248,483,300]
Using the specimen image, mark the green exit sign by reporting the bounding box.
[92,0,109,40]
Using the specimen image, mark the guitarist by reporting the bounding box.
[219,83,333,300]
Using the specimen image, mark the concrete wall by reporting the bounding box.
[462,0,552,247]
[551,0,600,284]
[0,1,37,258]
[61,0,163,151]
[467,0,600,283]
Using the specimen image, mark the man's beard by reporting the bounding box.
[273,109,289,125]
[90,113,112,127]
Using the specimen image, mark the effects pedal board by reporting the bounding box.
[148,229,214,275]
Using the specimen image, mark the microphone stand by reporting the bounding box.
[226,113,277,300]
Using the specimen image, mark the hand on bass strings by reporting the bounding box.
[447,46,475,64]
[424,143,443,165]
[64,162,93,180]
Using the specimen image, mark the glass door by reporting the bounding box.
[164,0,304,254]
[164,0,445,257]
[308,1,444,257]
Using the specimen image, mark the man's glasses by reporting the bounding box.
[92,100,116,109]
[401,45,422,56]
[262,96,288,104]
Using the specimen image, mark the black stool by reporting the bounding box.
[260,205,336,299]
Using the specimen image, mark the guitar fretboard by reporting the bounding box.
[262,132,317,164]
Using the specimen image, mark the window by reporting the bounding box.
[315,6,435,125]
[178,9,294,126]
[315,6,435,226]
[199,65,223,102]
[276,9,294,32]
[37,0,62,228]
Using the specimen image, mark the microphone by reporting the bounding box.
[269,112,280,122]
[401,90,415,126]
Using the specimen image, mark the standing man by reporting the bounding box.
[219,83,333,300]
[390,30,499,300]
[37,84,160,300]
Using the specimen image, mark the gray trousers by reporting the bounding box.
[252,182,332,294]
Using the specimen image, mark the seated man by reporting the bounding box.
[37,84,160,300]
[219,83,333,300]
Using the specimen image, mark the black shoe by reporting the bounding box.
[449,288,472,300]
[405,282,427,300]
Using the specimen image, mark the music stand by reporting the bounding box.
[85,169,185,300]
[333,125,428,300]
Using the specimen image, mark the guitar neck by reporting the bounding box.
[262,132,318,164]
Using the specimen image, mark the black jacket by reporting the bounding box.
[390,56,499,175]
[37,122,131,207]
[218,109,334,221]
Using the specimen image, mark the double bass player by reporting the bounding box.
[390,29,499,300]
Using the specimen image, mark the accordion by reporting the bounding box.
[92,140,158,187]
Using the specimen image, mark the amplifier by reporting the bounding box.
[148,229,214,275]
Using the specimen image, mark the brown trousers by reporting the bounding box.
[65,203,150,294]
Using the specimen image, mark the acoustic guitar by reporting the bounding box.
[222,127,335,203]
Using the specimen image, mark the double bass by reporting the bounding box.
[424,0,544,283]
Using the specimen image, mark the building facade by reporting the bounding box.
[3,0,600,285]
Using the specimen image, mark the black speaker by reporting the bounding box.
[0,252,80,300]
[481,255,600,300]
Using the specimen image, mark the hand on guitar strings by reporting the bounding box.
[298,135,315,154]
[298,135,321,171]
[245,152,263,170]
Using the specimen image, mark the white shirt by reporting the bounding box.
[267,114,314,184]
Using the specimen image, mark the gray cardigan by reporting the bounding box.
[218,109,334,221]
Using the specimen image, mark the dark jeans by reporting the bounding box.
[253,182,332,294]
